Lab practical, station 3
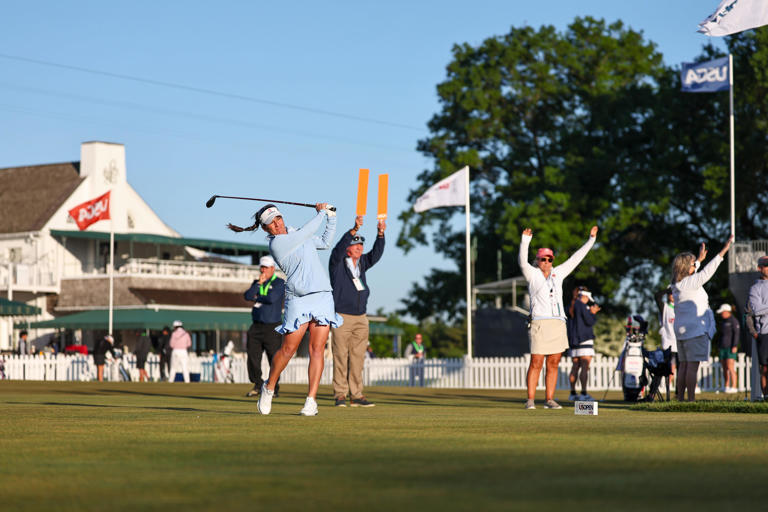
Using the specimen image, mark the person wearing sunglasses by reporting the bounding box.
[671,237,733,401]
[329,215,386,407]
[519,225,598,410]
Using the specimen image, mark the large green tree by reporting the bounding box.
[399,18,768,322]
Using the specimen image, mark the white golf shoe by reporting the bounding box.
[257,383,274,415]
[299,396,318,416]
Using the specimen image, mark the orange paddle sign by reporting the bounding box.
[377,174,388,220]
[356,168,369,216]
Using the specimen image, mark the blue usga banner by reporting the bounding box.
[681,56,730,92]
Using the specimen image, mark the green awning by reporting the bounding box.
[21,309,251,331]
[51,230,268,257]
[0,298,42,316]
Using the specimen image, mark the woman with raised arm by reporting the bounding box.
[228,202,341,416]
[670,236,733,402]
[519,226,598,410]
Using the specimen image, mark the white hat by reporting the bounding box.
[172,320,183,328]
[579,290,593,302]
[259,255,275,267]
[716,304,732,314]
[258,205,282,226]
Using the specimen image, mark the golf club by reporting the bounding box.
[206,195,335,211]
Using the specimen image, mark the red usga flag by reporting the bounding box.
[68,191,111,231]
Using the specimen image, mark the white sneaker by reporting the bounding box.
[726,387,738,393]
[299,397,318,416]
[579,393,595,401]
[568,393,579,401]
[257,383,274,415]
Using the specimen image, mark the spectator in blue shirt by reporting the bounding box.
[243,255,285,398]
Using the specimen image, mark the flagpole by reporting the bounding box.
[108,206,114,337]
[465,167,472,358]
[729,53,735,239]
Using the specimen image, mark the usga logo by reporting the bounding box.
[683,65,727,86]
[574,401,598,415]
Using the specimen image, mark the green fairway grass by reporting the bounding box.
[2,381,767,511]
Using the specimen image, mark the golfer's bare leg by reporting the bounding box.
[527,354,545,400]
[676,361,688,400]
[306,321,330,399]
[685,361,700,401]
[544,353,562,401]
[569,356,580,390]
[579,356,592,392]
[266,323,309,391]
[721,359,728,389]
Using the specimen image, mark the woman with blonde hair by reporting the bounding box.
[670,235,733,401]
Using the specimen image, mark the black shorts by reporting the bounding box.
[757,334,768,366]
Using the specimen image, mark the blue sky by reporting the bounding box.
[0,1,727,316]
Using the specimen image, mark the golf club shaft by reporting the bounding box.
[208,195,335,211]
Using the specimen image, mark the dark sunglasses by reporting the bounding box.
[538,257,553,263]
[351,235,365,243]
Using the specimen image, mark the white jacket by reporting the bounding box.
[519,233,596,321]
[672,255,722,341]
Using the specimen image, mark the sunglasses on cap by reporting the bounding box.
[538,257,553,262]
[351,235,365,243]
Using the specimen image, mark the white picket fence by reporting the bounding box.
[0,352,758,392]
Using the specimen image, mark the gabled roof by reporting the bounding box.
[0,162,84,233]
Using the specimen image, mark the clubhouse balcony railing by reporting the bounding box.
[116,258,260,281]
[0,353,759,393]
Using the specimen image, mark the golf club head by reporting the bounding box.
[205,196,217,208]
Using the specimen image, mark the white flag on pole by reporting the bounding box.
[698,0,768,36]
[413,166,468,212]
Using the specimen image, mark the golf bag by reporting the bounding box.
[213,341,236,383]
[621,315,649,402]
[110,348,132,382]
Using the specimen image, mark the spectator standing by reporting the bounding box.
[93,335,116,382]
[158,326,171,381]
[134,330,151,382]
[404,333,426,386]
[329,215,385,407]
[244,255,285,398]
[17,331,28,355]
[671,237,733,402]
[655,287,678,389]
[519,226,598,410]
[716,304,740,393]
[168,320,192,383]
[747,255,768,397]
[365,343,376,359]
[568,290,600,401]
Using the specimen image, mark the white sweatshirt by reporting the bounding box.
[519,233,596,322]
[672,254,722,341]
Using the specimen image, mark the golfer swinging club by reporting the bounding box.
[228,202,341,416]
[519,225,598,409]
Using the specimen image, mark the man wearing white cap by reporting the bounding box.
[243,254,285,397]
[168,320,192,383]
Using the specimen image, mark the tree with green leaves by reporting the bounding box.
[398,17,768,325]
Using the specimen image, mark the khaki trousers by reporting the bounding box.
[331,313,369,399]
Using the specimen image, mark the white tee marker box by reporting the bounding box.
[575,401,598,415]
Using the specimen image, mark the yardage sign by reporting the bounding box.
[574,401,598,416]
